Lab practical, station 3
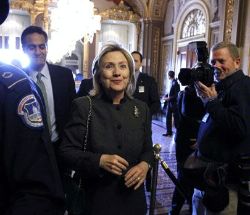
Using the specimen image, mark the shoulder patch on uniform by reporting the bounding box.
[17,94,44,129]
[0,63,28,89]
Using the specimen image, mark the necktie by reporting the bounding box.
[36,72,51,133]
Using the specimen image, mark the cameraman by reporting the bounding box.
[194,41,250,214]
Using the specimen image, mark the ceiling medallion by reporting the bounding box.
[99,0,140,22]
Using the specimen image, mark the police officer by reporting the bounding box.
[0,1,65,214]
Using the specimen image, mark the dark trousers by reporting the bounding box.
[237,154,250,214]
[62,174,87,215]
[166,103,179,133]
[169,163,193,215]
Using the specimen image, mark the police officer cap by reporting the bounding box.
[0,0,9,25]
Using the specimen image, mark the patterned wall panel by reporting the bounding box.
[151,26,160,81]
[210,26,220,47]
[160,40,173,95]
[224,0,234,42]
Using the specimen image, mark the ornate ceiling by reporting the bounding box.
[125,0,146,18]
[111,0,169,20]
[10,0,48,14]
[99,1,140,22]
[9,0,168,23]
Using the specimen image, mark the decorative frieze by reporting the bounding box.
[224,0,234,42]
[152,26,160,79]
[99,1,140,22]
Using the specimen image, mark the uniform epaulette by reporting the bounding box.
[0,63,28,89]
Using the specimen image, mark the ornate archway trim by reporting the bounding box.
[175,1,210,43]
[172,0,210,70]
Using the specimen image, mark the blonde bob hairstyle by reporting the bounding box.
[90,42,136,98]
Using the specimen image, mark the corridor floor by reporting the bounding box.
[147,119,190,215]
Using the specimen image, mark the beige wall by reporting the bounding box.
[93,0,116,12]
[242,1,250,76]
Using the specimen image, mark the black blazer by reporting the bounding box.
[133,73,161,115]
[48,63,76,138]
[77,78,93,97]
[59,95,153,214]
[168,78,180,105]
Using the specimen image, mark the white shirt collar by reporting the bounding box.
[40,63,49,79]
[28,63,49,81]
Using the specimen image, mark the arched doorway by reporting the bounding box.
[174,1,210,78]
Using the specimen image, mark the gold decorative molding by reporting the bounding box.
[224,0,234,42]
[10,0,51,31]
[99,0,140,22]
[152,26,160,79]
[43,0,49,32]
[145,0,167,20]
[153,0,163,17]
[10,0,45,14]
[125,0,146,18]
[160,43,168,94]
[10,0,33,11]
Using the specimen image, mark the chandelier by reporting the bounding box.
[48,0,101,63]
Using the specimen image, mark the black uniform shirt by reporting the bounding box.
[0,63,64,215]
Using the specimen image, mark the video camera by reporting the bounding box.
[178,41,214,86]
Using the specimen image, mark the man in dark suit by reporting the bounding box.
[163,70,180,136]
[131,51,161,117]
[131,51,160,192]
[21,26,76,146]
[21,25,76,214]
[77,77,93,97]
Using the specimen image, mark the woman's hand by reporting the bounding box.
[124,161,149,190]
[99,154,129,176]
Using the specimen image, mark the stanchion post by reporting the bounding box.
[149,144,161,215]
[149,144,190,215]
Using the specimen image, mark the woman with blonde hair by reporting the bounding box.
[59,42,153,215]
